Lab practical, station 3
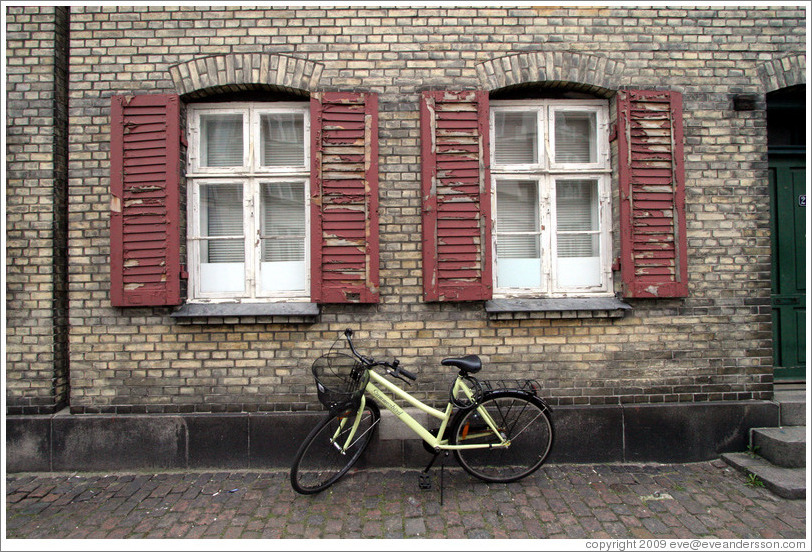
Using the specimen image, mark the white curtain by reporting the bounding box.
[199,183,245,293]
[554,112,596,164]
[260,181,306,292]
[556,179,600,287]
[496,180,539,258]
[260,182,306,262]
[496,180,541,288]
[494,111,537,165]
[201,114,243,167]
[200,184,244,263]
[556,180,598,257]
[261,114,305,166]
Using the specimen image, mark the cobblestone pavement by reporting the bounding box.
[5,460,808,540]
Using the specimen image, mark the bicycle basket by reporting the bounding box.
[311,353,369,411]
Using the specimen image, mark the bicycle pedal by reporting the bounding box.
[418,473,432,490]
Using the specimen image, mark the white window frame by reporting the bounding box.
[490,99,612,298]
[187,102,310,303]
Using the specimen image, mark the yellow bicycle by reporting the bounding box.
[290,329,554,495]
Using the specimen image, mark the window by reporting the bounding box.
[187,103,310,302]
[111,92,380,309]
[490,100,611,296]
[420,89,684,305]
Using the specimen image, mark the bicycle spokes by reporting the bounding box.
[452,393,553,483]
[458,421,506,443]
[330,402,379,455]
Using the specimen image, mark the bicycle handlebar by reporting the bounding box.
[390,360,418,381]
[343,328,417,383]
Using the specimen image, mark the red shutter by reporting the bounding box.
[310,92,380,303]
[421,90,493,301]
[110,94,182,307]
[617,90,688,298]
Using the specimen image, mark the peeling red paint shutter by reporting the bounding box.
[310,92,380,303]
[421,90,493,302]
[617,90,688,298]
[110,94,182,307]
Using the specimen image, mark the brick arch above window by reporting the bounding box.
[476,51,626,94]
[758,54,806,93]
[168,54,324,98]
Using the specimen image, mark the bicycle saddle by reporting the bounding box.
[441,355,482,374]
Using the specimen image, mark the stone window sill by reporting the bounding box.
[485,297,631,320]
[171,302,320,324]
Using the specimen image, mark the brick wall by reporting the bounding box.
[6,5,70,414]
[7,6,807,414]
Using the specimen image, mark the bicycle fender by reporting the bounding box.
[465,388,552,412]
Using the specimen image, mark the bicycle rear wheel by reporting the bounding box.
[290,400,380,494]
[450,390,553,483]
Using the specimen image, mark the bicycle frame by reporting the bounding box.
[332,368,509,455]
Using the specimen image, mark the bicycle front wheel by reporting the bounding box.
[450,390,553,483]
[290,400,380,494]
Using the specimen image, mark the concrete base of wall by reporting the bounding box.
[6,400,779,473]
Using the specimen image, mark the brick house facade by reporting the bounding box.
[5,5,807,470]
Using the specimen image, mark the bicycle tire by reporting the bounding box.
[290,400,380,494]
[450,390,553,483]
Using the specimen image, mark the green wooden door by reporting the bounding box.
[769,154,806,381]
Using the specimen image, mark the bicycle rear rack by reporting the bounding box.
[479,379,542,396]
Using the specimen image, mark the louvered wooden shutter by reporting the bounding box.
[310,92,380,303]
[110,94,182,307]
[421,90,493,301]
[617,90,688,298]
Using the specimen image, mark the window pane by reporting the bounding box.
[198,242,245,293]
[494,111,537,165]
[556,180,597,234]
[261,113,305,167]
[260,182,306,262]
[556,179,598,257]
[201,185,243,239]
[260,182,306,293]
[554,111,596,164]
[201,114,243,167]
[556,179,600,287]
[199,184,245,293]
[557,234,599,258]
[556,241,600,287]
[496,241,542,288]
[496,180,538,238]
[498,235,540,259]
[496,180,541,288]
[200,184,244,263]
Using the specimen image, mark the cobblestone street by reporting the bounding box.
[5,461,807,541]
